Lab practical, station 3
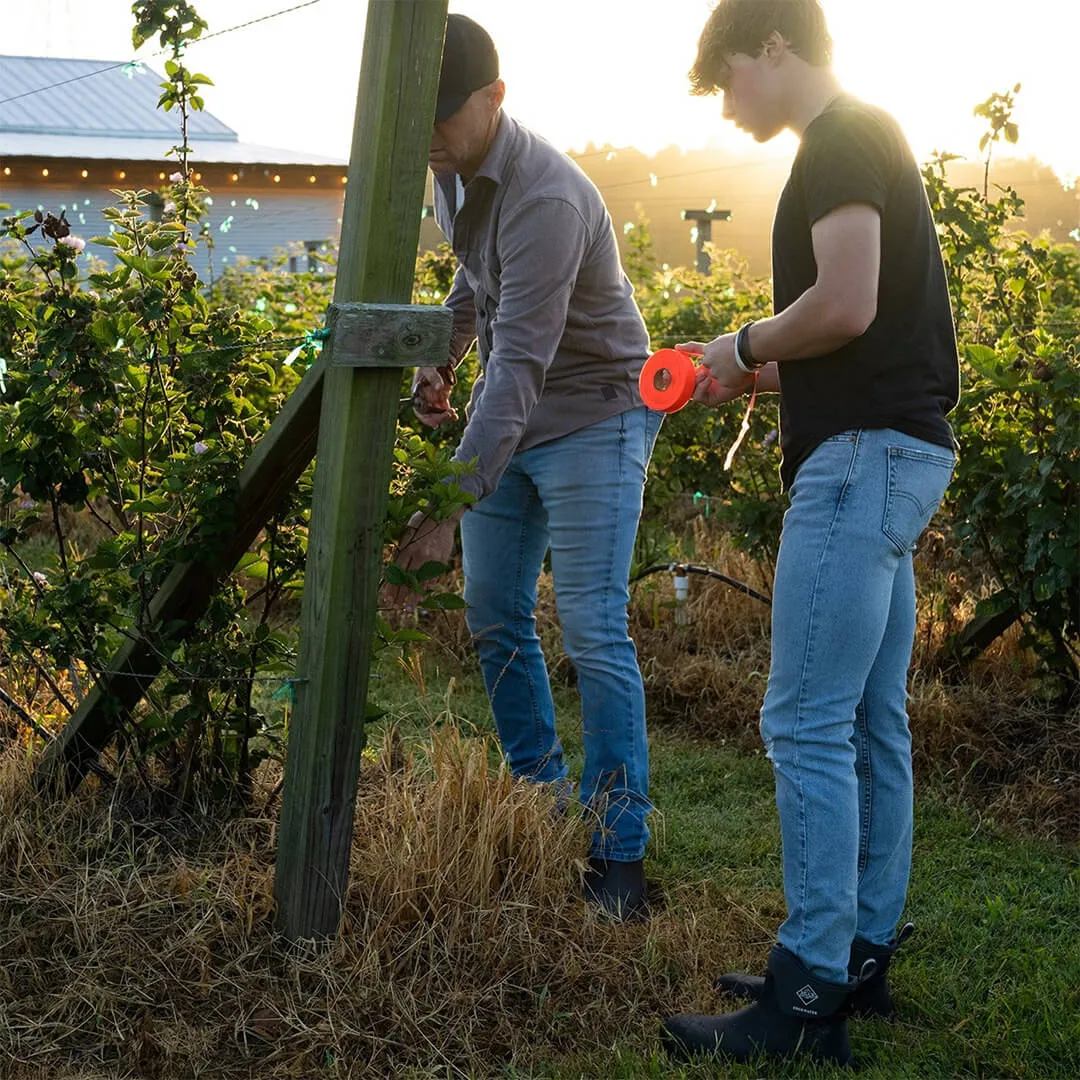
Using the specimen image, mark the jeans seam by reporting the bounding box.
[855,699,873,881]
[507,481,546,761]
[790,429,862,957]
[605,411,635,856]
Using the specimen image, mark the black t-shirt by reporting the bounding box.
[772,95,960,490]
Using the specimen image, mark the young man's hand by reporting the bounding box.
[677,339,755,405]
[411,365,459,428]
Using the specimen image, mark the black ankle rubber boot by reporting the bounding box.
[661,944,855,1066]
[846,922,914,1018]
[715,922,915,1019]
[582,856,647,921]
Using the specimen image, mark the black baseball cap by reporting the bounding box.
[435,14,500,124]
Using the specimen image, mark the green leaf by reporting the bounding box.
[115,252,170,280]
[426,592,466,611]
[1033,574,1057,602]
[384,628,428,644]
[127,496,170,514]
[383,564,412,586]
[974,592,1016,620]
[964,344,997,369]
[413,560,448,583]
[147,234,179,252]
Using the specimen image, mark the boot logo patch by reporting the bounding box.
[795,984,820,1007]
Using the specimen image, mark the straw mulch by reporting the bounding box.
[0,728,773,1080]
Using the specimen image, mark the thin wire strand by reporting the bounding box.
[0,1,323,109]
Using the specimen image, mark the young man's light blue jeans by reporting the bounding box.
[460,405,663,862]
[761,428,955,983]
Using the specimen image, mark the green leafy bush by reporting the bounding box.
[0,2,466,799]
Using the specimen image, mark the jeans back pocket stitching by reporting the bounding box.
[883,449,951,555]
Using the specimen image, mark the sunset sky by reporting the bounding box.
[14,0,1080,185]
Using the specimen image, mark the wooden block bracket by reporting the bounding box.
[328,302,452,369]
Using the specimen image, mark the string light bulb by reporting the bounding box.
[230,173,239,182]
[80,169,89,178]
[272,174,281,183]
[308,175,316,183]
[118,170,127,179]
[41,168,49,177]
[2,167,10,176]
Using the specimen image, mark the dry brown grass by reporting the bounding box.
[417,523,1079,843]
[0,728,769,1080]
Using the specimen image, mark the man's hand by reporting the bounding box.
[677,339,755,406]
[385,508,465,611]
[411,365,459,428]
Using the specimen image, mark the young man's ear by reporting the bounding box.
[761,30,788,63]
[489,79,507,111]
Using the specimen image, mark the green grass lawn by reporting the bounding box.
[373,650,1080,1080]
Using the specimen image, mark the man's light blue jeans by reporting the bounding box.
[460,406,663,861]
[761,428,955,983]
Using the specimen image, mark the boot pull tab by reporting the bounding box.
[894,921,916,949]
[855,957,879,986]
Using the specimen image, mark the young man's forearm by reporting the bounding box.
[748,282,874,365]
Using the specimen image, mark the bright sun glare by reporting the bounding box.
[25,0,1080,187]
[470,0,1079,185]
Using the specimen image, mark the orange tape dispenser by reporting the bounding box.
[639,349,698,413]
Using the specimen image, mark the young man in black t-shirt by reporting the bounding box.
[660,1,959,1068]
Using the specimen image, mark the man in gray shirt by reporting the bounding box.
[399,13,662,918]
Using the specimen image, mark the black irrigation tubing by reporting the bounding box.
[632,562,773,607]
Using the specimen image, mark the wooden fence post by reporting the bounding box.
[272,0,449,944]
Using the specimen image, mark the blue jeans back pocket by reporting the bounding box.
[882,445,955,555]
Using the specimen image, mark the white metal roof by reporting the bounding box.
[0,56,236,139]
[0,56,344,166]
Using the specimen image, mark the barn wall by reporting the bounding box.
[0,181,347,277]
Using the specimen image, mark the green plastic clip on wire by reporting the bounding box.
[271,677,305,706]
[284,327,331,367]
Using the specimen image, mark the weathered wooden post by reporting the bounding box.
[272,0,450,943]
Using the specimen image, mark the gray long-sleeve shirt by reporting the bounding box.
[433,113,650,501]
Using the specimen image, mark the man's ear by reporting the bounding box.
[490,78,507,111]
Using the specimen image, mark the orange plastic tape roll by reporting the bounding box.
[639,349,697,413]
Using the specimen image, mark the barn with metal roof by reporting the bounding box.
[0,56,350,274]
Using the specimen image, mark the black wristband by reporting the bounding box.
[736,323,765,371]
